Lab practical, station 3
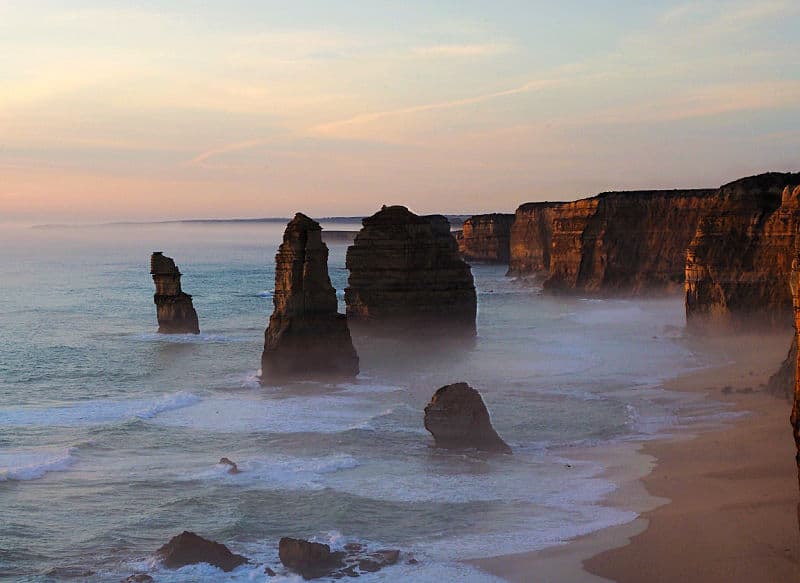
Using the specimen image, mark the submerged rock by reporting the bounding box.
[261,213,359,382]
[155,531,248,572]
[150,252,200,334]
[218,457,241,474]
[424,382,511,453]
[122,575,153,583]
[278,537,345,579]
[345,206,477,331]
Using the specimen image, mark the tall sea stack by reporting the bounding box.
[344,205,477,331]
[150,252,200,334]
[457,213,515,263]
[261,213,359,382]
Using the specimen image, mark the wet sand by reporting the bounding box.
[473,333,800,582]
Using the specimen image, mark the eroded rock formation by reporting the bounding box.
[424,382,511,453]
[277,538,402,579]
[457,213,514,263]
[766,337,797,401]
[261,213,359,382]
[791,250,800,490]
[150,252,200,334]
[686,175,800,330]
[507,190,716,293]
[155,531,247,572]
[345,206,477,330]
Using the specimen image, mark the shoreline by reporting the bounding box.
[472,332,799,582]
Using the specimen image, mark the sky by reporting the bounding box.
[1,0,799,223]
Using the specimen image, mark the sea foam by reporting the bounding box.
[0,447,76,481]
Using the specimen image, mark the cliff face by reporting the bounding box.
[261,213,359,382]
[507,202,560,276]
[345,206,477,330]
[685,175,800,330]
[791,250,800,490]
[150,252,200,334]
[457,213,514,263]
[508,190,716,293]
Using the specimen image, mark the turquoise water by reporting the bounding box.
[0,222,719,582]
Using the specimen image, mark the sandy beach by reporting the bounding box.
[473,333,800,583]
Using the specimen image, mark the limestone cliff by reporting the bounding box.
[791,250,800,490]
[150,252,200,334]
[261,213,359,382]
[345,206,477,330]
[508,190,716,294]
[457,213,514,263]
[685,175,800,330]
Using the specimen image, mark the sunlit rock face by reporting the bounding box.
[261,213,359,382]
[508,190,716,294]
[685,175,800,331]
[457,213,515,263]
[345,206,477,332]
[150,252,200,334]
[423,382,511,453]
[791,249,800,491]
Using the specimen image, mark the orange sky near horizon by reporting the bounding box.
[2,1,799,223]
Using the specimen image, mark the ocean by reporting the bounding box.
[0,221,733,582]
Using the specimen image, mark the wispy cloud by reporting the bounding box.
[309,78,563,135]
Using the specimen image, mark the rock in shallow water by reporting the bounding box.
[345,205,477,331]
[261,213,359,382]
[155,531,248,572]
[278,537,345,579]
[424,382,511,453]
[150,252,200,334]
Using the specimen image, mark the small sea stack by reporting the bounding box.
[261,213,359,382]
[155,531,248,572]
[424,382,511,453]
[344,205,477,331]
[150,252,200,334]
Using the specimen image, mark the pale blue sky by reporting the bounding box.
[1,1,799,221]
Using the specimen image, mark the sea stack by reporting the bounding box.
[345,206,477,331]
[261,213,359,382]
[150,252,200,334]
[424,382,511,453]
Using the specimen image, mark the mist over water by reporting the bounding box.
[0,223,732,581]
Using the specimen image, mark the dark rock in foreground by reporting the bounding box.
[278,537,345,579]
[150,252,200,334]
[277,537,402,579]
[155,531,247,572]
[261,213,359,382]
[122,574,153,583]
[424,382,511,453]
[345,206,477,332]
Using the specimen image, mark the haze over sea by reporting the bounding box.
[0,221,734,582]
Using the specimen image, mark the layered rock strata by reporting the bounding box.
[792,250,800,490]
[507,190,716,293]
[345,206,477,330]
[261,213,359,382]
[423,382,511,453]
[456,213,514,263]
[686,175,800,330]
[150,252,200,334]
